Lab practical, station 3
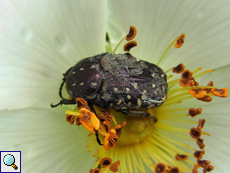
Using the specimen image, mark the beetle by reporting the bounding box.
[51,52,167,123]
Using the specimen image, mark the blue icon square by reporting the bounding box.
[0,151,21,173]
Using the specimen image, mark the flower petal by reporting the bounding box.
[0,0,107,110]
[0,108,96,172]
[107,0,230,70]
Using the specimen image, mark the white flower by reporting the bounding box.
[1,0,230,173]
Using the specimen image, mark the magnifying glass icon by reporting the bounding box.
[3,154,18,170]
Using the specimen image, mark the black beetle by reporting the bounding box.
[51,52,167,122]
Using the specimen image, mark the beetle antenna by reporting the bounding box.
[50,102,62,108]
[59,78,66,98]
[50,98,76,108]
[94,129,103,146]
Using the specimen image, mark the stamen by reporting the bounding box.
[123,40,138,52]
[193,69,214,79]
[211,88,228,97]
[197,96,212,102]
[197,119,205,129]
[98,110,112,122]
[89,168,101,173]
[192,67,202,74]
[157,34,184,65]
[205,165,214,172]
[113,25,137,53]
[175,154,188,161]
[196,138,205,149]
[189,128,201,139]
[197,160,211,168]
[109,160,120,172]
[193,164,200,173]
[188,88,207,99]
[188,108,202,117]
[172,63,185,74]
[154,163,167,173]
[181,70,193,79]
[168,167,179,173]
[126,26,137,41]
[66,114,80,125]
[204,81,214,93]
[194,150,205,159]
[76,98,90,110]
[103,121,112,133]
[174,33,185,48]
[79,108,100,132]
[100,157,112,168]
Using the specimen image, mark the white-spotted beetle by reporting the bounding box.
[51,52,167,123]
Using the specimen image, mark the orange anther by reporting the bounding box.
[189,128,201,139]
[76,98,90,110]
[172,63,185,73]
[104,131,118,150]
[197,119,206,129]
[188,108,202,117]
[204,81,214,93]
[179,79,192,87]
[168,167,179,173]
[197,96,212,102]
[109,160,120,172]
[89,168,101,173]
[175,154,188,161]
[123,40,138,52]
[211,88,228,98]
[79,108,100,132]
[194,150,205,159]
[193,164,200,173]
[100,157,112,168]
[154,163,167,173]
[188,88,207,99]
[205,165,214,172]
[197,138,205,149]
[174,33,185,48]
[66,114,80,125]
[181,69,193,79]
[126,26,137,41]
[197,160,211,168]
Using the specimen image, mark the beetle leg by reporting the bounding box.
[87,101,98,117]
[50,98,76,108]
[94,129,103,146]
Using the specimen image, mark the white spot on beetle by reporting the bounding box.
[143,90,147,94]
[152,84,156,88]
[80,68,84,71]
[72,72,76,74]
[132,83,138,89]
[127,95,131,99]
[79,83,84,85]
[141,95,147,100]
[137,99,142,107]
[73,83,76,86]
[91,82,97,86]
[161,74,165,78]
[128,102,131,106]
[91,65,96,69]
[117,99,122,105]
[151,73,155,77]
[121,107,127,110]
[126,88,130,92]
[114,88,118,92]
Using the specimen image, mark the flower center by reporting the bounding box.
[109,111,156,146]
